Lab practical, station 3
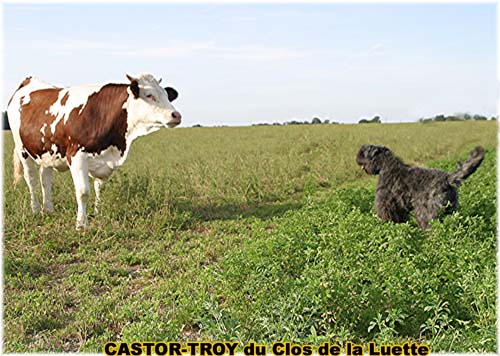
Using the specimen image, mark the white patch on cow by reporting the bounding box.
[88,146,123,179]
[48,85,102,134]
[36,151,69,171]
[123,73,180,156]
[40,123,47,144]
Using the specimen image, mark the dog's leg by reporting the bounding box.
[375,192,408,224]
[414,208,432,230]
[376,205,408,223]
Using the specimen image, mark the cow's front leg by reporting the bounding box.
[39,166,54,213]
[69,152,90,229]
[22,157,41,213]
[93,178,105,214]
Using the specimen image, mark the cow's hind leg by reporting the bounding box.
[69,152,90,229]
[93,178,105,214]
[21,157,41,213]
[40,166,54,213]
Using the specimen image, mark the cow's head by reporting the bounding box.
[126,73,181,128]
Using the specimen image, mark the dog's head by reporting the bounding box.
[356,144,392,175]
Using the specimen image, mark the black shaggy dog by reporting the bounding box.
[356,145,485,229]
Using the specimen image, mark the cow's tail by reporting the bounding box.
[13,149,23,187]
[448,146,485,186]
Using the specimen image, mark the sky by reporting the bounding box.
[3,3,497,126]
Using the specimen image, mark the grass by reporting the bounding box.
[2,121,497,352]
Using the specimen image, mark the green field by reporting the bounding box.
[3,121,497,352]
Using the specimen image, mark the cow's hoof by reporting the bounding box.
[43,205,54,214]
[31,202,41,214]
[75,220,89,230]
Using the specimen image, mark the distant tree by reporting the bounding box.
[491,116,497,121]
[418,117,433,123]
[359,115,381,124]
[419,112,493,123]
[2,111,9,130]
[272,122,281,126]
[323,119,330,124]
[311,117,322,124]
[445,115,462,121]
[192,124,203,128]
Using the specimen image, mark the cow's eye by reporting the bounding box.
[146,94,157,101]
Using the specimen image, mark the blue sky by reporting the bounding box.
[3,3,497,126]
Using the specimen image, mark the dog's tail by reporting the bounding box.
[448,146,485,186]
[13,149,23,187]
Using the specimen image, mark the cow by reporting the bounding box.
[7,73,181,229]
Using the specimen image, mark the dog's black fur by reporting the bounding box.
[356,145,485,229]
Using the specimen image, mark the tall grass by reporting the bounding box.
[2,121,496,352]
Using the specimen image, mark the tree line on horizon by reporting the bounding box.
[251,113,496,127]
[419,113,496,123]
[2,111,496,131]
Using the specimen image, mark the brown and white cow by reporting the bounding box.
[7,73,181,229]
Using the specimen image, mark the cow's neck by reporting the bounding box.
[117,99,162,165]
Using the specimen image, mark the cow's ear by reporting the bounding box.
[129,80,140,98]
[126,74,140,99]
[165,87,178,102]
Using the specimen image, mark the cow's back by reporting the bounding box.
[9,80,131,166]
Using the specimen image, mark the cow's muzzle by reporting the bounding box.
[167,111,182,128]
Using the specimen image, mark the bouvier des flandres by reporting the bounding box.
[356,145,485,229]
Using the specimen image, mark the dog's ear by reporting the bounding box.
[372,145,389,157]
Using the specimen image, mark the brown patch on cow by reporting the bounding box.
[65,84,129,155]
[62,105,83,165]
[18,84,130,164]
[19,77,32,88]
[60,92,69,105]
[19,88,62,159]
[7,76,32,106]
